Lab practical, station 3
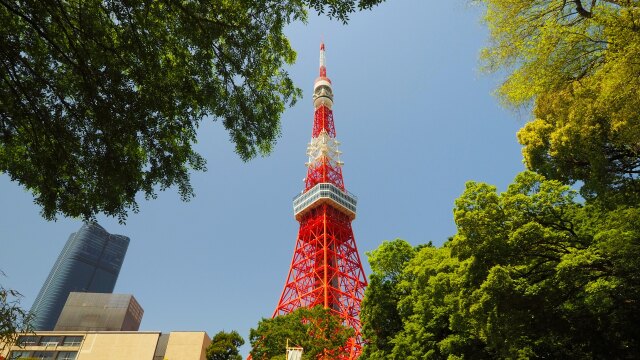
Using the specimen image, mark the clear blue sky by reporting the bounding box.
[0,0,524,355]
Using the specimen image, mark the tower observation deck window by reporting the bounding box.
[293,183,357,220]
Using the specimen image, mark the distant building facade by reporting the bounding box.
[0,331,210,360]
[30,223,130,330]
[54,293,143,332]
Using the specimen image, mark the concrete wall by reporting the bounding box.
[78,332,159,360]
[164,332,211,360]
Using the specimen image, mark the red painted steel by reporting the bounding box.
[312,105,336,139]
[273,43,368,359]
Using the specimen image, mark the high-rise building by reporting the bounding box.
[273,43,368,359]
[30,222,130,330]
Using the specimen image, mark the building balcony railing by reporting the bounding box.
[293,183,357,220]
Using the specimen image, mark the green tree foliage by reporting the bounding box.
[360,3,640,358]
[479,0,640,204]
[0,277,32,353]
[361,172,640,359]
[0,0,384,221]
[249,306,354,360]
[360,239,416,359]
[206,330,245,360]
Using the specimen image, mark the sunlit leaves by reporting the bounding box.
[206,330,245,360]
[361,172,640,359]
[249,306,354,360]
[0,273,32,352]
[0,0,384,222]
[479,0,640,204]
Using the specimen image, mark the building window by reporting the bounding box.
[9,351,32,360]
[39,336,62,346]
[56,351,78,360]
[62,336,83,346]
[32,352,55,359]
[16,335,38,346]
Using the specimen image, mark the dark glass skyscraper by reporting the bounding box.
[30,222,130,330]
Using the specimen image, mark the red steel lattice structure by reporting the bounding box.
[273,43,368,359]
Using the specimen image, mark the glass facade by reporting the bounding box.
[16,336,38,346]
[30,223,130,330]
[56,352,78,360]
[15,335,84,348]
[39,336,62,346]
[62,336,83,346]
[9,351,31,359]
[9,350,78,360]
[32,351,55,359]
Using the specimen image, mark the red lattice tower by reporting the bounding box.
[274,43,368,359]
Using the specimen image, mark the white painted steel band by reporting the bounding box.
[314,79,332,89]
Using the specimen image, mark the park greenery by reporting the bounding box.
[360,1,640,359]
[206,330,245,360]
[0,0,383,222]
[361,173,640,358]
[249,306,354,360]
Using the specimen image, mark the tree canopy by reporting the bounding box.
[249,306,354,360]
[0,0,384,221]
[480,0,640,205]
[360,172,640,359]
[360,239,417,359]
[206,330,245,360]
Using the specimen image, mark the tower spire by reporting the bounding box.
[309,42,341,189]
[319,42,327,77]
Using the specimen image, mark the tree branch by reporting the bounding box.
[0,0,81,70]
[574,0,593,18]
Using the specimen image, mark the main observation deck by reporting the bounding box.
[293,183,357,221]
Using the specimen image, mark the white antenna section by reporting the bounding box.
[306,129,343,168]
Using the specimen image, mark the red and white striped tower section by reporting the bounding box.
[274,42,368,359]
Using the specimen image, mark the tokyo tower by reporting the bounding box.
[273,43,368,358]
